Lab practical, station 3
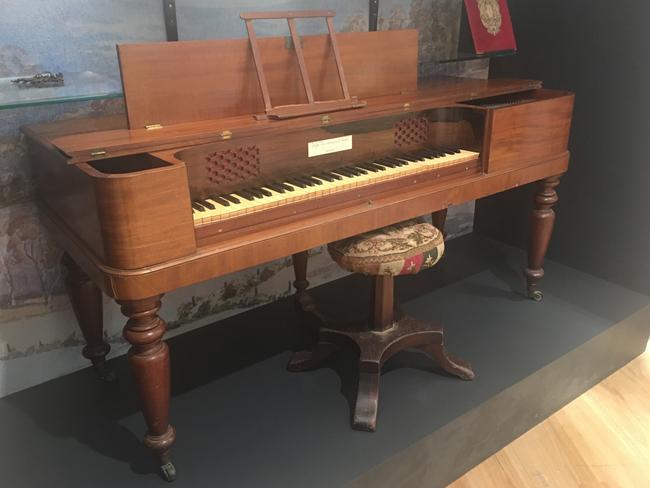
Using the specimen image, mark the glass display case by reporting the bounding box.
[0,71,122,110]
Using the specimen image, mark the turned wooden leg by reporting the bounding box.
[292,251,311,312]
[431,208,448,236]
[525,175,561,302]
[120,296,176,482]
[62,253,115,382]
[288,250,338,370]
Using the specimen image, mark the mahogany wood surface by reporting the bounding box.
[22,30,574,477]
[480,89,574,173]
[118,30,417,129]
[80,158,196,269]
[62,253,115,382]
[431,208,449,235]
[287,273,474,432]
[525,175,562,301]
[46,77,541,163]
[372,275,395,331]
[120,296,176,481]
[37,152,569,302]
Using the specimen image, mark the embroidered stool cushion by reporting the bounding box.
[327,219,444,276]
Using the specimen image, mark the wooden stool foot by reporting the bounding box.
[290,314,474,430]
[419,343,475,380]
[353,369,380,432]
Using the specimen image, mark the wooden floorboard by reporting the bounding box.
[449,351,650,488]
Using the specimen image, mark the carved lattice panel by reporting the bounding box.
[205,145,260,185]
[394,117,429,147]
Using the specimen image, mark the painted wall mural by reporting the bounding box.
[0,0,485,397]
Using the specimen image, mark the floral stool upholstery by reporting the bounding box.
[288,217,474,432]
[327,218,444,277]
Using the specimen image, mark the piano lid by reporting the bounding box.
[38,76,541,164]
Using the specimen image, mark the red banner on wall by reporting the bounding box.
[463,0,517,54]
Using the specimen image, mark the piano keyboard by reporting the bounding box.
[192,147,479,226]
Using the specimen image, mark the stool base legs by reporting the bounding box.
[288,314,474,431]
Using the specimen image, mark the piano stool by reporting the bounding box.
[287,218,474,431]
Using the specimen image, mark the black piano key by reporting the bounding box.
[200,199,216,210]
[257,187,273,197]
[295,176,316,187]
[305,175,324,185]
[386,157,408,166]
[436,146,459,155]
[235,190,256,201]
[368,162,388,171]
[324,171,343,180]
[221,194,240,204]
[422,149,444,158]
[266,182,286,193]
[246,187,265,198]
[375,159,397,168]
[275,181,296,192]
[192,202,206,211]
[286,178,307,188]
[316,172,335,182]
[357,163,380,173]
[399,154,418,162]
[344,166,366,175]
[332,168,354,177]
[211,196,230,207]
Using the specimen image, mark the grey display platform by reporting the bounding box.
[2,235,649,488]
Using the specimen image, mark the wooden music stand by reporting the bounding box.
[241,10,367,120]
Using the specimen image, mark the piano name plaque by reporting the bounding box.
[308,135,353,157]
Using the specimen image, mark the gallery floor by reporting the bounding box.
[2,234,649,488]
[451,351,650,487]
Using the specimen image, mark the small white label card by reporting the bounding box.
[308,135,353,158]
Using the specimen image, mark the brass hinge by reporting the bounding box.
[221,130,232,140]
[90,150,107,157]
[403,102,411,111]
[145,123,163,130]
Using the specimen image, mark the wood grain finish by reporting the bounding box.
[118,30,417,129]
[22,31,574,476]
[450,353,650,488]
[120,296,176,481]
[62,253,115,382]
[525,175,562,301]
[48,77,541,163]
[36,152,569,302]
[78,156,196,269]
[288,302,474,431]
[480,89,575,173]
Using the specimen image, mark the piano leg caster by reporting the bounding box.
[529,289,544,302]
[160,462,177,482]
[93,361,117,383]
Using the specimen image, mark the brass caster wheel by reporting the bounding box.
[530,290,544,302]
[161,462,176,482]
